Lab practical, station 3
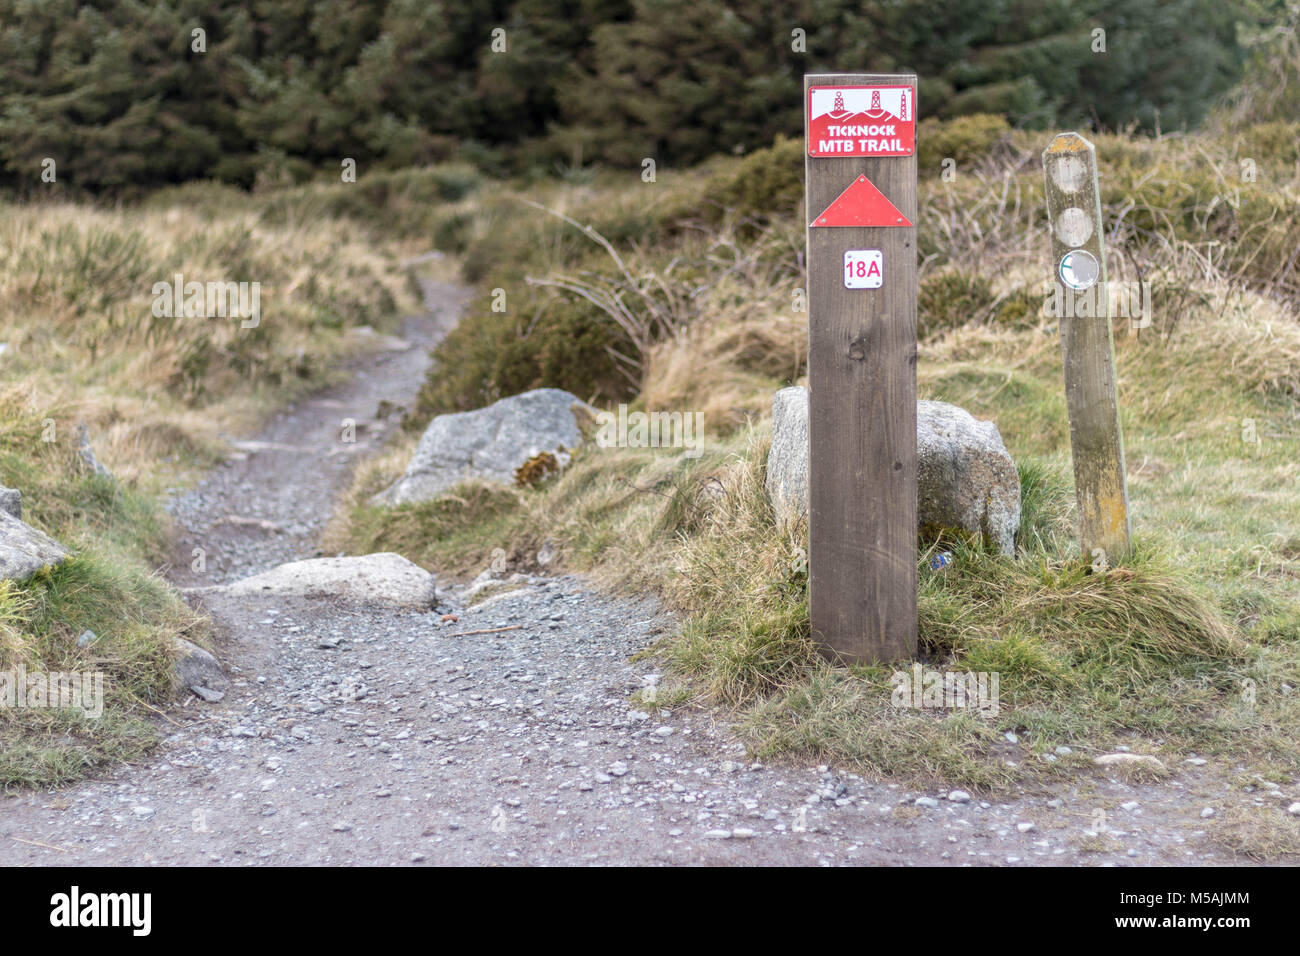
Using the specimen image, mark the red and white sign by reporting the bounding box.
[807,85,914,157]
[810,174,912,228]
[844,249,883,289]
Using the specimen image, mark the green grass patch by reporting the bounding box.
[0,556,206,789]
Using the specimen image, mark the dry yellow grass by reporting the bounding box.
[0,199,417,488]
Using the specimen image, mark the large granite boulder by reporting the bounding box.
[0,509,69,584]
[764,387,1021,554]
[190,553,442,609]
[373,388,592,505]
[765,387,810,523]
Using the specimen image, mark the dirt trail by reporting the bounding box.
[0,280,1285,866]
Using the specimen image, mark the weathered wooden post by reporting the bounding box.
[1042,132,1131,564]
[804,74,918,664]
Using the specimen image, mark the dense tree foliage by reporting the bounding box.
[0,0,1252,192]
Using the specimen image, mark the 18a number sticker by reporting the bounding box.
[843,249,883,289]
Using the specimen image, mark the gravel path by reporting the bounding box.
[0,281,1290,866]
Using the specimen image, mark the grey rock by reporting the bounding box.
[765,387,810,522]
[1095,753,1165,771]
[0,510,69,584]
[173,638,230,697]
[76,424,115,480]
[374,388,593,505]
[763,387,1021,553]
[0,486,20,519]
[198,553,440,609]
[76,630,98,648]
[916,400,1020,554]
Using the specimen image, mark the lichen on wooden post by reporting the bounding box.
[1042,132,1131,565]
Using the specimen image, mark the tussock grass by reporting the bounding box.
[1207,806,1300,862]
[0,197,416,486]
[0,387,212,786]
[0,554,207,788]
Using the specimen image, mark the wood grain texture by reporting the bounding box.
[805,73,918,665]
[1043,132,1131,563]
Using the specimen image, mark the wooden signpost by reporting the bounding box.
[1042,132,1131,564]
[804,73,919,665]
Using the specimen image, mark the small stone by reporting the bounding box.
[1054,746,1072,756]
[1287,803,1300,817]
[731,828,756,839]
[609,762,628,777]
[332,822,352,832]
[1200,807,1216,819]
[914,796,940,809]
[704,829,732,839]
[1184,757,1208,766]
[947,790,971,803]
[653,727,674,737]
[76,630,97,648]
[411,852,426,862]
[1004,732,1019,744]
[132,806,155,819]
[1016,822,1036,833]
[1094,753,1164,770]
[190,685,225,702]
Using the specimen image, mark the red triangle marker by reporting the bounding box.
[810,174,912,228]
